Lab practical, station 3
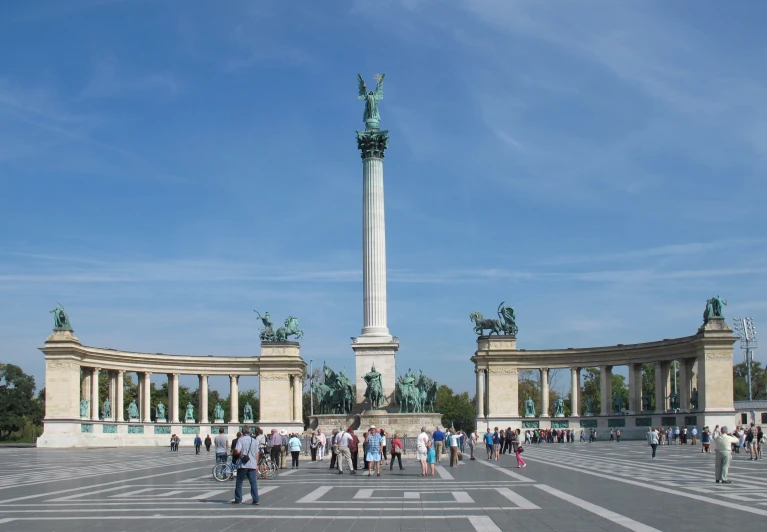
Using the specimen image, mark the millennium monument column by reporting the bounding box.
[352,73,399,409]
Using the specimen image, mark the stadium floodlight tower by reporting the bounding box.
[732,317,758,400]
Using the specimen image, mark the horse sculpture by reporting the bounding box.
[275,316,303,341]
[470,302,519,336]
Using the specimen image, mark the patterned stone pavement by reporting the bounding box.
[0,441,764,531]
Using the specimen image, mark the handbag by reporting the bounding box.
[238,437,254,464]
[517,446,524,454]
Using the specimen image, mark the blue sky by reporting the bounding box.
[1,0,765,396]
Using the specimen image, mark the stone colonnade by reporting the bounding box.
[39,328,306,447]
[472,318,737,433]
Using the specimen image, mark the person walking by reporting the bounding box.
[336,428,355,474]
[426,439,436,476]
[492,427,501,460]
[329,429,339,470]
[691,426,698,446]
[417,426,429,477]
[194,434,202,455]
[714,426,739,483]
[231,427,259,505]
[432,426,445,463]
[279,430,289,469]
[701,426,711,453]
[448,428,460,467]
[647,427,659,459]
[204,434,212,454]
[616,429,621,443]
[469,430,478,460]
[310,432,318,461]
[288,433,302,469]
[381,430,389,466]
[348,428,360,470]
[214,428,228,463]
[513,429,526,468]
[483,429,493,459]
[269,429,282,469]
[390,433,404,470]
[316,429,326,461]
[366,426,383,477]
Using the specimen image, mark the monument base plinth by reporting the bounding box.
[309,412,442,438]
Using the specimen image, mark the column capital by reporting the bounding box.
[356,129,389,159]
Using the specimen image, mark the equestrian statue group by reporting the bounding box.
[254,311,304,342]
[470,301,519,336]
[312,364,355,415]
[395,369,437,414]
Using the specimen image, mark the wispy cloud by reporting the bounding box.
[78,56,179,100]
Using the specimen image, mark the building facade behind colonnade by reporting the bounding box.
[38,310,305,448]
[472,298,739,438]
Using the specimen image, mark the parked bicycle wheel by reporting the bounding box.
[212,462,233,482]
[267,459,279,479]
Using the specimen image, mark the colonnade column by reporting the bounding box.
[199,375,209,424]
[107,371,117,420]
[570,367,580,416]
[170,373,180,423]
[116,370,125,422]
[678,359,692,411]
[628,363,642,414]
[476,369,485,418]
[229,375,239,424]
[91,367,100,420]
[81,369,91,405]
[293,374,302,423]
[655,361,668,412]
[540,368,550,417]
[600,365,612,416]
[142,372,152,422]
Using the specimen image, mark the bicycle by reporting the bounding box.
[258,445,279,480]
[212,459,237,482]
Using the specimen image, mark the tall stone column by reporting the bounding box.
[540,368,550,417]
[91,367,100,421]
[229,375,239,424]
[293,374,302,422]
[353,126,398,408]
[116,370,125,422]
[142,372,152,422]
[600,365,612,416]
[199,375,209,423]
[655,361,668,412]
[170,373,180,423]
[476,369,485,418]
[570,367,580,417]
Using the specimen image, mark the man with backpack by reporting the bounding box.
[193,434,202,455]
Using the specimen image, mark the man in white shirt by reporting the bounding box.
[448,428,461,467]
[714,426,739,483]
[336,430,356,474]
[416,426,429,476]
[646,427,660,458]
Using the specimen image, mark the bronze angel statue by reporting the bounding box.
[358,73,385,129]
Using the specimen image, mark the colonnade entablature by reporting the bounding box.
[38,327,306,447]
[471,317,737,435]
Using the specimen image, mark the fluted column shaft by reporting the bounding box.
[199,375,209,423]
[476,370,485,418]
[229,375,239,424]
[570,367,580,416]
[91,368,100,420]
[170,374,180,423]
[655,361,668,412]
[540,368,550,417]
[293,374,302,422]
[142,372,152,422]
[600,366,613,416]
[361,156,389,337]
[116,370,125,422]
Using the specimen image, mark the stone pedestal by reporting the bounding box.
[310,412,442,438]
[156,418,167,423]
[352,339,399,408]
[214,418,224,424]
[258,342,305,433]
[128,418,139,423]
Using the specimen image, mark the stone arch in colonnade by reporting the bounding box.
[38,327,305,447]
[472,314,737,439]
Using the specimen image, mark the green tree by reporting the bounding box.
[434,384,475,432]
[580,367,629,414]
[734,361,767,401]
[0,364,39,440]
[641,363,656,410]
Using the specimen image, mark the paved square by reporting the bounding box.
[0,442,764,531]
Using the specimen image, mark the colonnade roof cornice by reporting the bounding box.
[40,343,304,376]
[471,331,735,368]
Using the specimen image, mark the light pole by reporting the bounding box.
[309,359,314,416]
[733,318,758,400]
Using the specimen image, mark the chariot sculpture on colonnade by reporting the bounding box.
[254,311,304,342]
[470,302,518,336]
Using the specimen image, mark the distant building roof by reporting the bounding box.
[734,400,767,410]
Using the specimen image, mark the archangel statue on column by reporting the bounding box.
[358,73,385,130]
